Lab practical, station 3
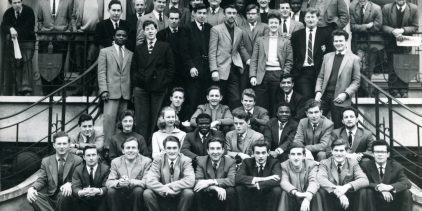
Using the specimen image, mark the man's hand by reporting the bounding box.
[78,189,89,197]
[314,92,322,102]
[101,92,109,102]
[269,151,279,158]
[334,184,350,197]
[250,77,257,86]
[118,177,130,188]
[300,198,311,211]
[211,71,219,81]
[190,68,199,77]
[194,180,214,192]
[377,184,394,192]
[10,27,18,38]
[27,187,38,203]
[366,22,374,29]
[210,120,221,129]
[162,185,178,196]
[339,195,350,209]
[182,121,191,127]
[334,93,347,104]
[381,191,394,202]
[246,59,251,66]
[60,182,72,197]
[392,28,404,37]
[210,186,227,201]
[347,153,364,162]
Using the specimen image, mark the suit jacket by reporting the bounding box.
[234,14,248,28]
[209,23,250,80]
[327,127,375,158]
[313,0,349,29]
[205,7,225,26]
[293,116,334,152]
[71,0,104,31]
[145,153,195,195]
[263,118,298,152]
[225,128,264,157]
[249,36,293,84]
[232,106,270,132]
[185,21,212,77]
[97,46,133,100]
[317,157,369,193]
[275,90,306,121]
[280,159,319,193]
[164,6,191,27]
[70,127,104,154]
[136,11,169,45]
[181,129,224,159]
[37,0,74,32]
[195,155,237,188]
[350,1,383,50]
[106,154,152,188]
[72,163,110,197]
[1,4,36,41]
[125,14,140,51]
[131,40,175,92]
[94,19,129,48]
[291,27,333,74]
[360,159,411,193]
[277,19,304,36]
[32,154,83,195]
[315,51,361,107]
[235,157,282,190]
[190,104,233,127]
[240,22,269,56]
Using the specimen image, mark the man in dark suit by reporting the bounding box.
[27,132,83,211]
[164,0,191,26]
[95,1,128,49]
[359,140,412,211]
[291,7,332,100]
[235,141,282,211]
[315,30,361,129]
[185,3,213,110]
[264,103,298,162]
[194,138,237,211]
[232,89,270,133]
[131,20,175,142]
[72,146,109,211]
[327,107,375,159]
[275,74,306,121]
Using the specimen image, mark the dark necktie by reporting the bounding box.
[237,133,243,151]
[15,11,20,19]
[148,41,153,54]
[307,29,314,65]
[212,162,218,178]
[282,20,287,33]
[211,8,216,14]
[285,94,289,103]
[258,165,264,177]
[114,22,119,30]
[398,6,403,13]
[170,161,174,175]
[360,5,365,24]
[312,123,317,132]
[52,0,56,15]
[58,158,64,185]
[379,166,384,178]
[279,123,284,144]
[348,131,353,148]
[89,167,94,186]
[337,163,342,175]
[200,22,204,31]
[159,12,163,22]
[247,111,253,119]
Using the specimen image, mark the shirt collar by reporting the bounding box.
[278,120,287,128]
[195,20,204,28]
[334,160,345,167]
[147,38,157,46]
[245,107,254,114]
[210,7,220,13]
[256,161,266,168]
[137,12,145,19]
[199,132,209,139]
[56,153,69,162]
[336,49,347,55]
[396,3,406,11]
[211,158,222,167]
[306,26,317,33]
[111,19,120,25]
[169,3,179,8]
[170,26,179,33]
[168,157,179,165]
[260,7,269,13]
[346,127,358,136]
[113,42,125,49]
[375,162,387,170]
[86,164,98,172]
[237,130,247,139]
[153,10,163,19]
[285,90,293,99]
[15,7,23,14]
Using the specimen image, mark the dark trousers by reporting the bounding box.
[319,189,366,211]
[107,186,145,211]
[143,189,194,211]
[320,91,343,129]
[76,195,107,211]
[294,66,318,101]
[358,188,412,211]
[29,192,73,211]
[186,75,212,113]
[278,189,323,211]
[255,71,281,117]
[236,185,282,211]
[195,187,237,211]
[133,87,166,143]
[217,65,242,110]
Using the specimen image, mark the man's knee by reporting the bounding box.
[143,189,156,201]
[132,187,145,197]
[270,187,282,196]
[107,187,118,198]
[180,189,194,198]
[317,151,327,161]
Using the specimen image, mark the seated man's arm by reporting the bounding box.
[145,159,167,194]
[390,166,411,193]
[168,158,195,192]
[218,107,234,126]
[225,134,238,158]
[235,160,255,186]
[253,108,270,126]
[257,161,282,190]
[71,167,83,197]
[32,159,48,191]
[131,162,152,189]
[306,164,320,195]
[317,161,337,193]
[348,163,369,191]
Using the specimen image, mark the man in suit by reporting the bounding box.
[95,1,128,49]
[185,3,213,110]
[264,103,298,162]
[278,0,304,39]
[70,113,104,156]
[27,132,83,211]
[131,20,175,142]
[315,29,361,129]
[206,0,225,26]
[235,141,282,211]
[275,74,306,121]
[359,140,412,211]
[126,0,146,50]
[106,137,152,211]
[290,0,304,23]
[279,142,322,211]
[98,28,133,147]
[136,0,169,45]
[291,7,333,101]
[232,89,270,133]
[317,138,369,211]
[250,12,293,115]
[182,113,224,160]
[72,146,109,211]
[209,4,250,110]
[293,100,334,161]
[164,0,191,26]
[37,0,73,32]
[257,0,270,23]
[143,136,195,211]
[382,0,418,98]
[327,107,375,160]
[194,138,237,211]
[225,109,264,162]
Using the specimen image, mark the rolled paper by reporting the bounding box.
[12,37,22,59]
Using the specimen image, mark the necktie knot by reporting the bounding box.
[279,123,284,130]
[379,166,384,178]
[258,165,264,177]
[312,123,318,130]
[170,161,174,175]
[337,163,342,174]
[159,12,163,22]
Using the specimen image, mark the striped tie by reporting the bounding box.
[307,29,314,65]
[148,41,153,54]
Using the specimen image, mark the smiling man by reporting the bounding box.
[70,113,104,156]
[95,0,129,48]
[136,0,169,45]
[276,74,306,121]
[233,89,269,133]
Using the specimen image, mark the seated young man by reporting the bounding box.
[235,141,282,211]
[194,138,237,211]
[70,113,104,156]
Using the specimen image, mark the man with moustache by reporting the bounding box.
[275,74,306,121]
[72,146,110,211]
[194,138,237,211]
[264,103,298,162]
[70,113,104,156]
[106,137,152,211]
[144,136,195,211]
[235,141,282,211]
[27,132,83,211]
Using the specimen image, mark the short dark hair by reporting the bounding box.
[207,85,222,96]
[342,107,358,118]
[168,7,181,17]
[281,73,294,81]
[232,109,250,122]
[171,87,185,97]
[245,4,258,12]
[117,110,135,130]
[121,137,139,149]
[371,140,390,152]
[53,131,70,143]
[108,0,122,9]
[305,7,319,17]
[224,4,237,13]
[305,99,321,112]
[277,102,291,112]
[241,88,256,101]
[83,145,98,156]
[193,3,207,12]
[196,113,212,124]
[288,142,306,154]
[163,136,181,148]
[8,0,22,4]
[115,27,128,35]
[331,138,349,150]
[267,11,281,23]
[332,29,349,41]
[78,113,93,126]
[143,19,158,29]
[252,140,269,152]
[207,138,225,149]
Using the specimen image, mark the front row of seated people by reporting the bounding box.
[27,129,411,211]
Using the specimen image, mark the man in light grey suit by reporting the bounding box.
[143,136,195,211]
[278,0,303,39]
[136,0,169,45]
[315,29,360,129]
[106,137,152,211]
[97,28,133,147]
[209,4,250,110]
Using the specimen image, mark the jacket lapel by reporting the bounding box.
[173,155,182,181]
[351,129,362,152]
[323,53,334,84]
[369,161,381,183]
[402,4,410,26]
[337,52,351,78]
[162,155,171,184]
[206,158,215,179]
[111,47,122,70]
[147,41,159,67]
[121,48,130,71]
[83,166,91,186]
[222,25,232,43]
[263,36,269,58]
[49,156,58,185]
[217,158,226,178]
[63,155,73,181]
[330,159,340,184]
[383,160,393,183]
